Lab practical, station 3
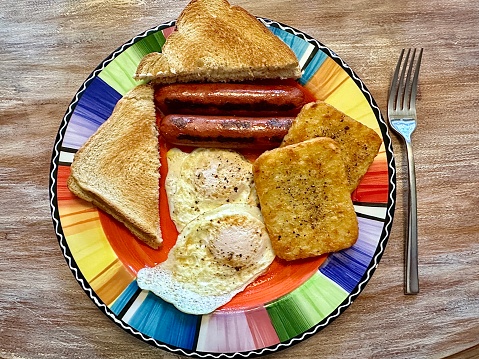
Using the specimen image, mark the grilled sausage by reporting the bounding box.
[160,114,294,149]
[155,83,306,116]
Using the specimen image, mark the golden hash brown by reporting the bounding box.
[253,137,359,261]
[281,101,382,192]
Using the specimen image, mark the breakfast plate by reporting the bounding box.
[49,18,396,358]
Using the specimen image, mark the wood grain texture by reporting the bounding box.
[1,0,478,358]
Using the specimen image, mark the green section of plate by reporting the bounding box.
[265,271,348,341]
[99,31,167,95]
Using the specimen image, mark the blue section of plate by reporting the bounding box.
[111,280,140,316]
[319,217,384,292]
[268,26,314,62]
[126,290,200,349]
[300,50,329,84]
[63,77,122,149]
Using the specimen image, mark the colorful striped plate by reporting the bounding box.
[49,18,396,358]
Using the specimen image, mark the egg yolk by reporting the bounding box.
[206,215,266,269]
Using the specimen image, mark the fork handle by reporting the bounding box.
[405,140,419,294]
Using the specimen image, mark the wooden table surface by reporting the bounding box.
[1,0,478,358]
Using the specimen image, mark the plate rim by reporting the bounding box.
[49,17,396,358]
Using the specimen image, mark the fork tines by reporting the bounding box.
[389,48,423,112]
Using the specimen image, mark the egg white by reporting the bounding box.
[165,147,257,232]
[136,204,275,315]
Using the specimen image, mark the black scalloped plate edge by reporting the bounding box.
[48,17,396,359]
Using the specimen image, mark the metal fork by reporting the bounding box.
[388,48,423,295]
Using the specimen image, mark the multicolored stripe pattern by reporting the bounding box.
[49,19,395,358]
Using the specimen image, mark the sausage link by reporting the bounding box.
[160,114,294,149]
[155,83,306,116]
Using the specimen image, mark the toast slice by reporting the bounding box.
[135,0,301,83]
[281,101,382,192]
[253,137,358,261]
[67,84,162,249]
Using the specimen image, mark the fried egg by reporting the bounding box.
[165,147,257,231]
[136,203,275,315]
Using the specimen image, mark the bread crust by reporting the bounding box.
[67,85,162,248]
[135,0,301,83]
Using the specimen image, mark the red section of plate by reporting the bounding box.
[60,74,386,310]
[101,134,326,310]
[351,157,390,203]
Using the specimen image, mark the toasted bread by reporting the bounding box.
[253,137,358,261]
[281,101,382,192]
[67,85,162,249]
[135,0,301,83]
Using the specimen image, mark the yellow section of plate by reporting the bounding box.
[304,56,380,135]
